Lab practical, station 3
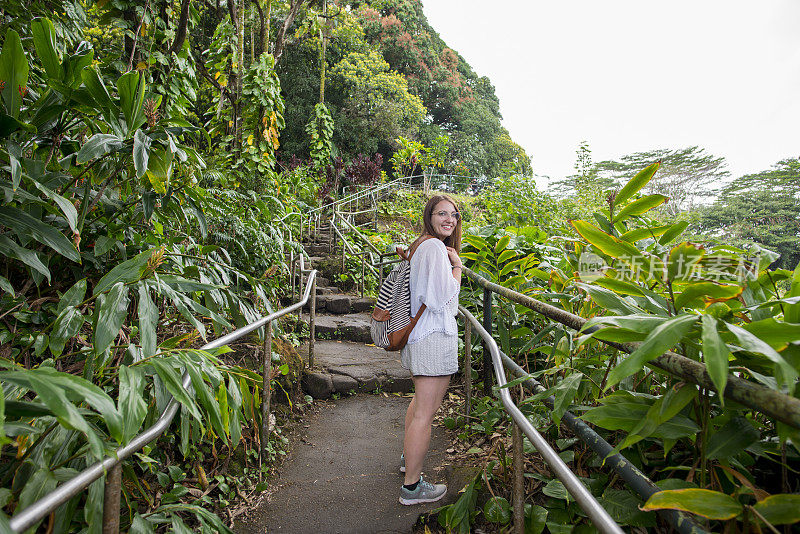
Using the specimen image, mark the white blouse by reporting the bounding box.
[407,238,460,344]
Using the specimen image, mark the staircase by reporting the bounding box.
[297,222,413,399]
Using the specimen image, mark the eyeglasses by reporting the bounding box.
[434,211,460,220]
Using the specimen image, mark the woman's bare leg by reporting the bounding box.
[403,375,451,485]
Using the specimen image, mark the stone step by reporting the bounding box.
[306,246,330,255]
[300,340,411,399]
[316,285,340,296]
[304,294,375,314]
[302,312,372,343]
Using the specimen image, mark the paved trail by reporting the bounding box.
[237,395,460,534]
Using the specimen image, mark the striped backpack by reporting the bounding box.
[370,236,434,351]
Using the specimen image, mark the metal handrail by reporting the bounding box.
[458,305,624,534]
[464,268,800,430]
[10,266,319,533]
[309,175,419,216]
[495,346,707,534]
[461,266,799,532]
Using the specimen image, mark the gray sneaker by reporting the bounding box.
[400,454,405,473]
[399,476,447,505]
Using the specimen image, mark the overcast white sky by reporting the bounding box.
[422,1,800,188]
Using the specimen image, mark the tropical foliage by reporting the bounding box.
[436,163,800,532]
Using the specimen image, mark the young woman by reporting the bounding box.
[398,194,463,505]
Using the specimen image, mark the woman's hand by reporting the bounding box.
[446,247,462,269]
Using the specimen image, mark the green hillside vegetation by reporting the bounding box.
[1,0,799,532]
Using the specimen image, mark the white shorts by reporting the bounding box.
[400,331,458,376]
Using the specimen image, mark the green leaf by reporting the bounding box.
[33,367,123,442]
[593,277,645,296]
[785,261,800,323]
[29,177,79,233]
[576,283,643,315]
[0,370,105,457]
[0,235,50,281]
[463,234,489,252]
[94,235,117,256]
[571,220,644,262]
[617,383,697,451]
[584,314,668,333]
[117,70,145,134]
[31,18,62,80]
[598,488,656,527]
[674,282,743,310]
[138,283,157,358]
[0,206,81,262]
[740,318,800,351]
[494,235,510,255]
[700,315,730,400]
[3,400,54,419]
[752,494,800,525]
[0,112,35,138]
[606,314,697,389]
[49,305,84,357]
[706,416,759,460]
[129,514,155,534]
[615,162,659,206]
[81,66,114,110]
[86,478,104,534]
[16,468,57,529]
[62,40,93,88]
[726,322,798,389]
[542,479,570,501]
[94,248,154,295]
[658,220,689,245]
[133,129,151,178]
[615,194,668,222]
[155,281,206,341]
[0,274,13,296]
[0,29,29,118]
[118,365,147,443]
[149,357,203,423]
[171,516,193,534]
[667,243,704,281]
[146,146,172,194]
[185,358,227,443]
[93,281,129,356]
[641,489,742,520]
[497,248,517,263]
[552,372,582,426]
[57,278,87,314]
[524,504,548,534]
[484,496,511,524]
[619,224,672,243]
[76,133,123,163]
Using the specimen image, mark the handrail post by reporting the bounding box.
[512,417,524,534]
[290,252,296,302]
[464,320,472,421]
[260,320,273,465]
[360,253,365,298]
[102,464,122,534]
[482,287,492,396]
[309,276,317,368]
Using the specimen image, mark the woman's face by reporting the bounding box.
[430,200,458,240]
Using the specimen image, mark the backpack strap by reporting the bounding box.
[400,234,436,261]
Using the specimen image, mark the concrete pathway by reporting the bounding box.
[236,394,461,534]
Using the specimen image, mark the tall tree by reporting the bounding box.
[595,146,730,216]
[352,0,530,177]
[697,157,800,269]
